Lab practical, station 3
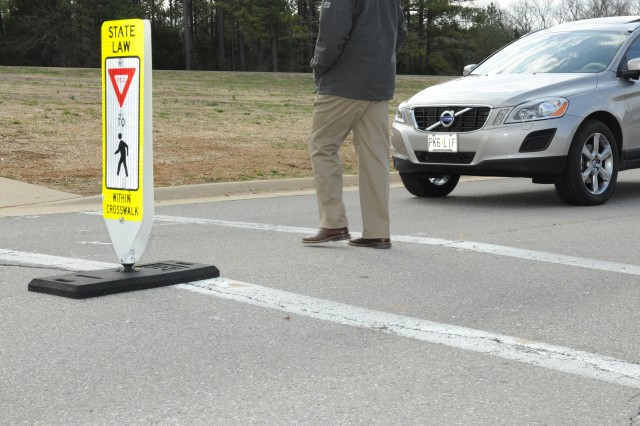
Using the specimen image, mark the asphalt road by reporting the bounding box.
[3,172,640,425]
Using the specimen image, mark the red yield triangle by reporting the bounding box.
[108,68,136,108]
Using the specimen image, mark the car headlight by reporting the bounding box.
[506,97,569,123]
[395,101,408,124]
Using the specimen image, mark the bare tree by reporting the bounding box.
[502,0,639,37]
[183,0,193,70]
[555,0,587,23]
[584,0,632,17]
[215,2,225,70]
[505,0,543,34]
[536,0,557,27]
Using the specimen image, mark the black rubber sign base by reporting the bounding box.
[28,261,220,299]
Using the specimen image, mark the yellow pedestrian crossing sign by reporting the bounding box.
[101,19,153,267]
[25,18,220,296]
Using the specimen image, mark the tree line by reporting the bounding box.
[0,0,638,76]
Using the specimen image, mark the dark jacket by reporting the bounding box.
[311,0,408,101]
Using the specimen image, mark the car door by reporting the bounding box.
[619,34,640,167]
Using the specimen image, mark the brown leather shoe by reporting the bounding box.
[348,237,392,249]
[302,227,350,244]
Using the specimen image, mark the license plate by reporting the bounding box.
[427,134,458,152]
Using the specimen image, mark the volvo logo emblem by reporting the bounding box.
[440,110,455,128]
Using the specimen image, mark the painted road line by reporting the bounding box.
[392,236,640,276]
[147,214,640,277]
[178,277,640,389]
[0,248,117,271]
[4,248,640,389]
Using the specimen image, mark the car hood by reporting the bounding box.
[406,73,599,108]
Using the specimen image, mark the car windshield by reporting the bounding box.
[471,30,628,74]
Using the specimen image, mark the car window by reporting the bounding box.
[624,35,640,61]
[472,31,628,74]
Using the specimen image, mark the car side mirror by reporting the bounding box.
[463,64,477,76]
[621,58,640,80]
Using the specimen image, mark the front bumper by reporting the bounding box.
[392,155,566,178]
[391,114,581,178]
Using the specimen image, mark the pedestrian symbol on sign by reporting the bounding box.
[115,133,129,177]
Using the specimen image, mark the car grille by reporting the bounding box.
[412,106,490,132]
[415,151,475,164]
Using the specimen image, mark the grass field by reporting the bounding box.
[0,66,448,196]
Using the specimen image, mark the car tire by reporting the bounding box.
[399,173,460,197]
[554,119,618,206]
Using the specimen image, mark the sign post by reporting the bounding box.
[101,18,153,269]
[27,19,220,299]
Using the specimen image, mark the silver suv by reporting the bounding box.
[392,16,640,205]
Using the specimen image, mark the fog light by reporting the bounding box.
[519,128,557,152]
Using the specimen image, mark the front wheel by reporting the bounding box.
[554,120,618,206]
[399,173,460,197]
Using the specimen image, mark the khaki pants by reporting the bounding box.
[308,95,390,239]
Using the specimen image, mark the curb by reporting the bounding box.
[0,173,403,217]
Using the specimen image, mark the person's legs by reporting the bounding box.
[352,100,391,240]
[307,95,363,229]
